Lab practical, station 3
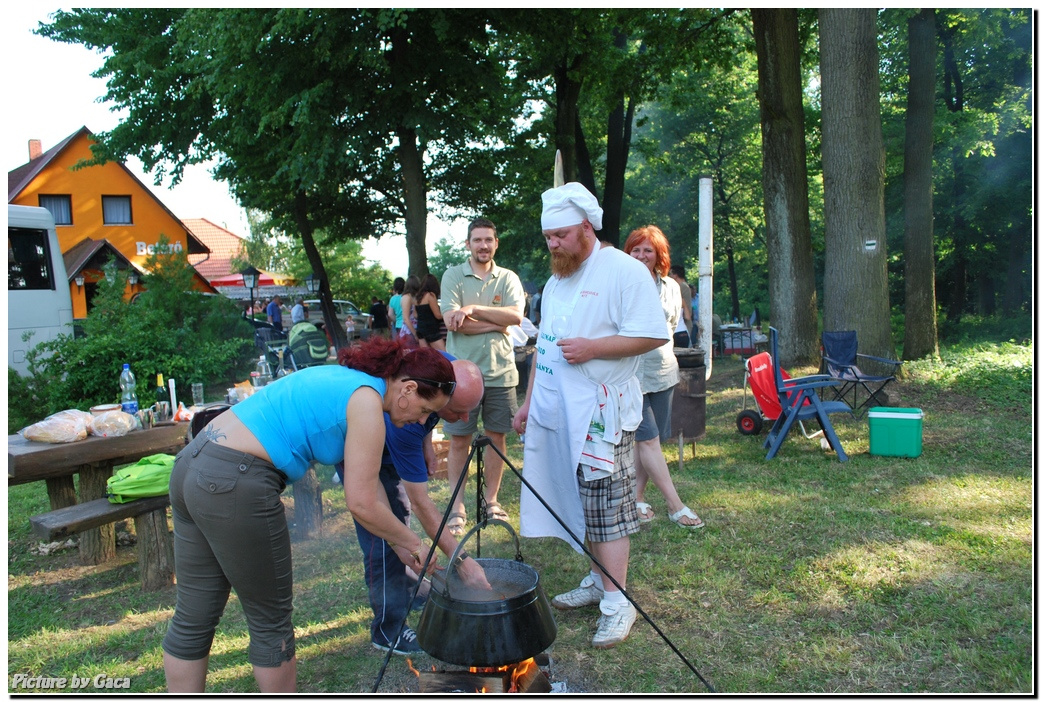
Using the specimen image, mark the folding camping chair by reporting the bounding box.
[738,351,830,442]
[763,327,853,462]
[821,330,902,418]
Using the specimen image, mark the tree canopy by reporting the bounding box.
[39,8,1033,355]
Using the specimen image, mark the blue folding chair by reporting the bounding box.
[763,327,853,462]
[821,330,902,418]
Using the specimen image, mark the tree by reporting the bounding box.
[39,9,522,347]
[819,9,896,363]
[427,238,469,282]
[901,9,940,360]
[752,8,819,364]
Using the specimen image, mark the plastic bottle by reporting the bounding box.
[255,354,273,387]
[119,363,139,415]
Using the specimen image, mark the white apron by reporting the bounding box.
[520,244,606,552]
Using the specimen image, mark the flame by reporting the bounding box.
[508,658,537,692]
[406,658,420,678]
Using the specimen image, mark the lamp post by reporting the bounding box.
[304,272,321,295]
[241,265,260,321]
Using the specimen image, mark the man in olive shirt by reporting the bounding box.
[440,217,525,535]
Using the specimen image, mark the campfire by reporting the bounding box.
[408,654,552,693]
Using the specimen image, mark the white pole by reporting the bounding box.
[698,176,714,381]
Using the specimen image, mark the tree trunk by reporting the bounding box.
[292,466,323,540]
[901,9,940,361]
[45,475,77,512]
[599,29,634,247]
[725,240,740,321]
[752,8,819,366]
[78,463,115,565]
[574,116,598,198]
[819,9,896,369]
[554,59,584,185]
[398,126,430,280]
[134,508,174,591]
[293,192,352,351]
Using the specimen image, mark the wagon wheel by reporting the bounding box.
[737,409,763,436]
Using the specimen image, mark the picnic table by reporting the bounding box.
[9,422,188,565]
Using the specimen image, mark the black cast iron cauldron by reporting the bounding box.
[416,519,557,667]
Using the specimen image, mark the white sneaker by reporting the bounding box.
[551,574,604,610]
[592,602,637,648]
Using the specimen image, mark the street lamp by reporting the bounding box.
[128,270,139,286]
[304,272,321,294]
[241,265,260,321]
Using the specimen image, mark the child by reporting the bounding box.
[344,314,355,343]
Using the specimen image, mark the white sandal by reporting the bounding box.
[636,502,655,523]
[669,506,705,530]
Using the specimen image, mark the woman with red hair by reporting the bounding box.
[623,226,704,531]
[162,337,455,693]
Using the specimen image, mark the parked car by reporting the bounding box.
[303,299,371,340]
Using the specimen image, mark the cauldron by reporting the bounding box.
[416,519,557,667]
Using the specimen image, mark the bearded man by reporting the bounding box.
[512,182,668,648]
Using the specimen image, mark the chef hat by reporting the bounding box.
[541,182,603,231]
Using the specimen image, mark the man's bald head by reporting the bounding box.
[439,359,484,423]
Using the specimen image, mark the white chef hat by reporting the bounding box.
[541,182,603,231]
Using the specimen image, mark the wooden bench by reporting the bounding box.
[30,495,174,591]
[10,423,188,565]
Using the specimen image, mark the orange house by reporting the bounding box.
[7,126,214,319]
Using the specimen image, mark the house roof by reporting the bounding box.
[63,237,137,279]
[183,218,247,281]
[7,126,209,256]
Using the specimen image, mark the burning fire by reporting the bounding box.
[411,657,540,693]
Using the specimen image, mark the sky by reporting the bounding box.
[4,7,463,279]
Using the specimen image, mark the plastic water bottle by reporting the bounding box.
[119,363,139,415]
[255,354,273,387]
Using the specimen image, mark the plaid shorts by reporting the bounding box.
[577,431,640,542]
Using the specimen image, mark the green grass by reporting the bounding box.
[7,340,1033,693]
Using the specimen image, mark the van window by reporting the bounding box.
[8,227,56,290]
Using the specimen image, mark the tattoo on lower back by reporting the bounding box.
[202,424,227,443]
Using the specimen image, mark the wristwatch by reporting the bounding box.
[455,550,470,566]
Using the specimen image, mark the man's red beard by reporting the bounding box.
[550,235,595,277]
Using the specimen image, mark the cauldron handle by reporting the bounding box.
[440,518,523,597]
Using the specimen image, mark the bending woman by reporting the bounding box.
[162,337,455,692]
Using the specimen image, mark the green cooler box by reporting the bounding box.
[868,408,923,457]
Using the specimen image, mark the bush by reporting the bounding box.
[10,247,255,431]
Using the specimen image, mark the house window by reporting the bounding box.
[8,227,55,291]
[38,195,72,225]
[102,195,133,225]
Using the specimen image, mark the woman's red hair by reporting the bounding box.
[338,337,454,400]
[623,225,672,279]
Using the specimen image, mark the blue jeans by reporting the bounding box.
[336,462,416,643]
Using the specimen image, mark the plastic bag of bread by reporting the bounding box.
[21,409,93,443]
[90,409,137,438]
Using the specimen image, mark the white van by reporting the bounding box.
[8,204,74,375]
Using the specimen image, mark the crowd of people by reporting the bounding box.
[166,182,706,691]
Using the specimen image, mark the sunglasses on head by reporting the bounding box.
[405,377,456,396]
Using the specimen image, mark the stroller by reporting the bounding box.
[736,351,828,442]
[285,322,331,369]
